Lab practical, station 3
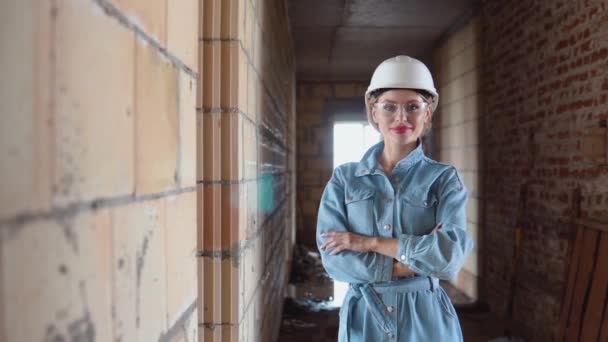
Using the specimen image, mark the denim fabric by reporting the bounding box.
[339,276,462,341]
[316,141,474,341]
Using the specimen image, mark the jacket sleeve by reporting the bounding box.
[316,168,393,284]
[396,169,474,280]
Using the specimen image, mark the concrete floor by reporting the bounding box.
[278,293,505,342]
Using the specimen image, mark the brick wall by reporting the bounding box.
[1,0,198,341]
[432,17,482,301]
[199,0,296,341]
[295,82,369,248]
[479,1,608,340]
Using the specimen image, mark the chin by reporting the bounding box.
[388,134,418,146]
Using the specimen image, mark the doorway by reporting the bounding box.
[329,121,380,306]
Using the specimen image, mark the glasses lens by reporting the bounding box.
[380,102,398,114]
[405,102,423,113]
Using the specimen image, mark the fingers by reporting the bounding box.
[319,232,339,251]
[319,232,333,250]
[321,240,345,255]
[320,240,337,250]
[319,237,331,249]
[320,231,365,254]
[430,222,443,234]
[320,231,346,245]
[320,231,348,254]
[329,245,345,255]
[321,231,342,238]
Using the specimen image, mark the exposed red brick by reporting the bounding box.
[479,0,608,340]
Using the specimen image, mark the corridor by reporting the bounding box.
[1,0,607,341]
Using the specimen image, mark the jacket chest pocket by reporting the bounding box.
[402,190,437,234]
[344,188,375,234]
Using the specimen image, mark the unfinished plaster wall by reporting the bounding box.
[0,0,198,341]
[295,82,368,248]
[198,0,296,341]
[432,17,482,301]
[480,1,608,340]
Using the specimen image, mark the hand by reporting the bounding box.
[429,222,443,235]
[392,260,416,277]
[319,231,374,255]
[430,222,442,234]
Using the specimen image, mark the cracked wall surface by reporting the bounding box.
[1,0,297,341]
[1,0,198,340]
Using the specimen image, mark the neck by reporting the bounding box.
[379,140,418,175]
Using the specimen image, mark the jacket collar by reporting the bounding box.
[354,140,425,177]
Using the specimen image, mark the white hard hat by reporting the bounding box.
[365,55,439,114]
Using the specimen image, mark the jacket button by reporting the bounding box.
[400,255,407,261]
[387,306,394,313]
[383,224,392,231]
[387,333,395,339]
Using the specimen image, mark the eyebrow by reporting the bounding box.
[379,99,423,103]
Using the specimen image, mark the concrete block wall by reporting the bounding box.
[432,17,482,301]
[198,0,296,341]
[295,82,369,248]
[479,1,608,340]
[1,0,198,341]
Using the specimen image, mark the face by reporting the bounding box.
[371,89,432,147]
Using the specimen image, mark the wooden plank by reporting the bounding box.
[558,226,585,341]
[565,229,599,342]
[599,295,608,342]
[580,232,608,341]
[575,218,608,233]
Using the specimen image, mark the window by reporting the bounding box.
[333,122,380,167]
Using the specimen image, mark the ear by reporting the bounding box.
[370,107,379,124]
[424,108,433,123]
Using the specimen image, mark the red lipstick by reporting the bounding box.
[391,125,413,134]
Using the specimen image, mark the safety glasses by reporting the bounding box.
[374,101,429,118]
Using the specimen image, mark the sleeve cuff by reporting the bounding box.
[397,234,414,265]
[375,254,394,282]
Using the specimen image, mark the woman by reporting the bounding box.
[316,55,474,341]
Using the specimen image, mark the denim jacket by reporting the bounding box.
[316,141,474,284]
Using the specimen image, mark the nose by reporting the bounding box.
[394,105,409,122]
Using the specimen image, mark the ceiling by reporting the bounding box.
[287,0,478,81]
